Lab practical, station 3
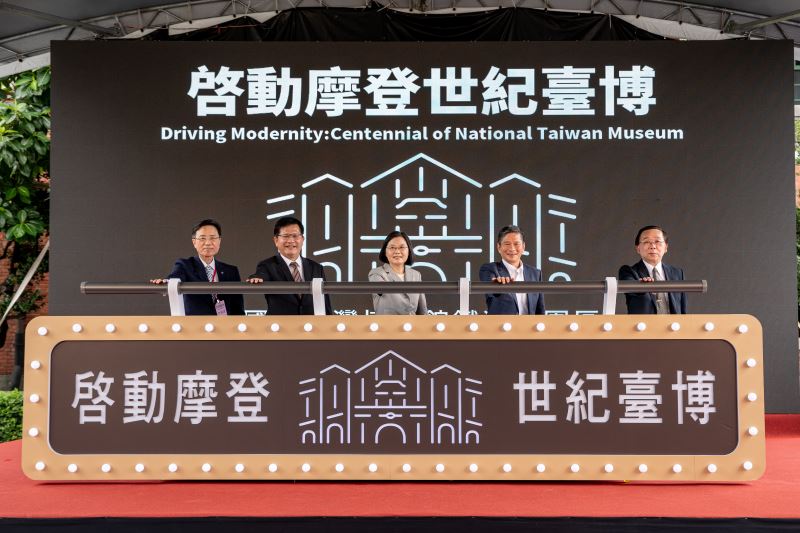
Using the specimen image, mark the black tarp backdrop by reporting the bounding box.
[140,7,666,42]
[51,10,796,412]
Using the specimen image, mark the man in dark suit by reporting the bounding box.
[247,216,333,315]
[153,219,245,315]
[479,225,545,315]
[618,225,687,315]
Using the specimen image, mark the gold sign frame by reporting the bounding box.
[22,314,764,481]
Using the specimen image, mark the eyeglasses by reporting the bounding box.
[640,240,666,247]
[387,246,408,252]
[193,236,220,243]
[277,233,304,240]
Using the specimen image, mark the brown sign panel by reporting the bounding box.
[49,339,737,455]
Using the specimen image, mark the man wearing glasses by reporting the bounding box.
[247,216,333,315]
[478,225,546,315]
[152,219,245,315]
[618,225,687,314]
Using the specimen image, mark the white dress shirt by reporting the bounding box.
[645,262,664,280]
[279,254,304,281]
[502,259,528,315]
[198,257,217,281]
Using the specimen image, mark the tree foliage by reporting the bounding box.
[0,389,22,441]
[0,68,50,317]
[796,118,800,165]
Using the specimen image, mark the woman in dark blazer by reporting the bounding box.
[368,231,427,315]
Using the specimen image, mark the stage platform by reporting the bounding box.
[1,415,798,532]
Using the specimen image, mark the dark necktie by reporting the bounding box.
[205,264,218,302]
[652,267,670,314]
[290,261,303,302]
[290,261,303,282]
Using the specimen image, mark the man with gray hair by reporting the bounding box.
[478,225,545,315]
[618,225,686,314]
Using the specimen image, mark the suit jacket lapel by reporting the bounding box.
[299,257,315,303]
[663,263,680,313]
[190,257,207,282]
[633,260,649,279]
[383,264,411,305]
[634,260,659,311]
[495,262,519,313]
[301,257,315,281]
[275,255,294,282]
[523,265,536,313]
[663,263,676,281]
[522,265,535,282]
[495,261,510,278]
[272,255,301,302]
[382,263,401,282]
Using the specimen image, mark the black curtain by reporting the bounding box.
[142,6,665,42]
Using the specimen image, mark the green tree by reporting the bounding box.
[0,390,22,441]
[795,118,800,165]
[0,68,50,319]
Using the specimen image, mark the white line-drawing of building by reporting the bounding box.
[266,173,355,282]
[544,192,578,281]
[488,174,541,267]
[354,350,427,445]
[430,364,482,444]
[299,363,351,444]
[360,153,483,281]
[265,152,578,287]
[298,350,483,446]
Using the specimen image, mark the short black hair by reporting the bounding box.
[273,216,305,237]
[635,225,668,245]
[378,230,414,266]
[192,219,221,237]
[496,225,524,244]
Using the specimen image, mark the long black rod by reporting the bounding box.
[81,280,707,295]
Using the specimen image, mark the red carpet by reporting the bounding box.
[0,415,798,519]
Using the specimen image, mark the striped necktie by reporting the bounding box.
[652,267,670,314]
[290,261,303,282]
